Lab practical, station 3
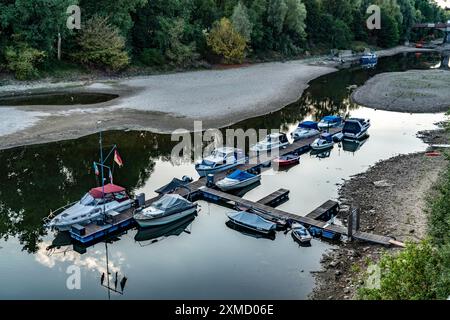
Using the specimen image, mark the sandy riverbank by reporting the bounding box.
[352,69,450,113]
[310,127,449,300]
[0,46,430,150]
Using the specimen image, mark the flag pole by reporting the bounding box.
[97,121,106,218]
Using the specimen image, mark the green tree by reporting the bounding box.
[232,2,253,42]
[4,43,46,80]
[284,0,307,39]
[377,10,400,47]
[74,16,130,71]
[267,0,288,35]
[206,17,247,63]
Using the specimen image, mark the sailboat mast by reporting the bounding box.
[99,130,105,216]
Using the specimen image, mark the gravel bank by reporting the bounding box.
[310,128,449,300]
[352,69,450,113]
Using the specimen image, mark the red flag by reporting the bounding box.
[114,150,123,167]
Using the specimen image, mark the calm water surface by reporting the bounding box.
[0,52,445,299]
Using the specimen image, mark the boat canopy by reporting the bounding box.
[155,178,191,194]
[320,132,334,142]
[298,121,318,129]
[227,170,256,181]
[89,183,126,198]
[151,194,192,211]
[228,211,276,232]
[321,115,341,122]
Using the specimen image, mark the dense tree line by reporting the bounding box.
[0,0,448,79]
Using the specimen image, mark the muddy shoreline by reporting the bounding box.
[310,127,449,300]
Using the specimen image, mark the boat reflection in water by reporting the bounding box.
[134,213,196,244]
[342,135,369,153]
[310,147,332,159]
[225,220,276,241]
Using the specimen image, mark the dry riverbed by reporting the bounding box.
[310,127,449,300]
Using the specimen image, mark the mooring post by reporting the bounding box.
[347,208,353,239]
[355,208,360,231]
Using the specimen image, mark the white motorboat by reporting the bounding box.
[134,194,197,227]
[291,121,320,141]
[291,224,312,244]
[317,115,343,130]
[46,184,133,231]
[216,170,261,191]
[343,118,370,140]
[250,133,289,152]
[195,147,246,177]
[310,133,334,151]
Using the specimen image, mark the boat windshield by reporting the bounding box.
[80,193,95,206]
[211,150,227,158]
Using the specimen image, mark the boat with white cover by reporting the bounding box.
[291,224,312,244]
[134,194,197,227]
[46,184,133,231]
[250,132,289,152]
[310,132,334,151]
[195,147,246,177]
[216,170,261,191]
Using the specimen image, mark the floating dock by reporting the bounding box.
[69,127,402,247]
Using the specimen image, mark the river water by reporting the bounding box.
[0,52,444,299]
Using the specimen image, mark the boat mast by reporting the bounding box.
[98,121,106,217]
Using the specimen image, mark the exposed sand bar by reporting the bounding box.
[352,69,450,113]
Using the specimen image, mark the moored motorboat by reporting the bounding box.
[291,224,312,244]
[360,52,378,65]
[195,147,246,177]
[134,194,197,227]
[343,118,370,140]
[317,115,343,130]
[310,132,334,151]
[134,213,196,242]
[46,184,133,231]
[291,121,319,141]
[250,132,289,152]
[216,170,261,191]
[272,154,300,167]
[227,211,277,234]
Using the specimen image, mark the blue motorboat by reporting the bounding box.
[317,115,343,130]
[360,52,378,65]
[216,169,261,191]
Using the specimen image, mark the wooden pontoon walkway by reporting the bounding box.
[200,187,396,246]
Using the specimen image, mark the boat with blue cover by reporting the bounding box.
[227,211,277,234]
[216,169,261,191]
[317,115,343,130]
[343,118,370,140]
[291,121,320,141]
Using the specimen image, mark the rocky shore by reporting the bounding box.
[310,127,449,300]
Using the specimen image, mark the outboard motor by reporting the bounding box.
[206,174,215,187]
[135,193,145,208]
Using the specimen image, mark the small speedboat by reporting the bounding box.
[46,184,133,231]
[134,214,196,242]
[360,52,378,65]
[317,115,342,130]
[134,194,197,227]
[291,224,312,244]
[273,154,300,167]
[250,133,289,152]
[195,147,246,177]
[216,170,261,191]
[291,121,320,141]
[310,133,334,151]
[343,118,370,140]
[227,211,277,234]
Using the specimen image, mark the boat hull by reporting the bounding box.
[310,142,333,151]
[216,175,261,191]
[195,159,246,177]
[273,156,300,167]
[134,207,197,228]
[250,141,289,152]
[343,127,369,140]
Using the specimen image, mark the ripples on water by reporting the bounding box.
[0,52,444,299]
